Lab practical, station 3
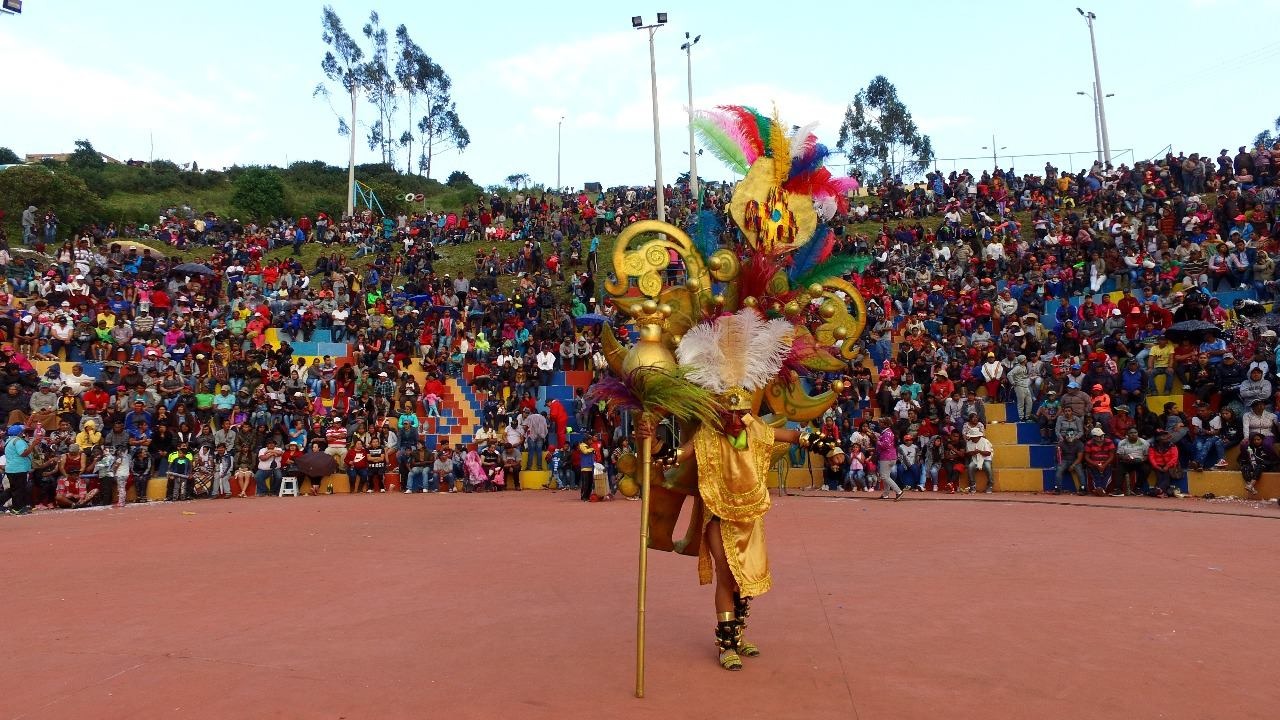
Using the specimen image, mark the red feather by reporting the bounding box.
[783,167,833,197]
[739,248,777,304]
[813,228,835,266]
[717,105,764,161]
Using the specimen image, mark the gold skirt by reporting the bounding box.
[697,508,771,597]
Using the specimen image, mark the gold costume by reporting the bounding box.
[591,106,867,681]
[694,416,775,597]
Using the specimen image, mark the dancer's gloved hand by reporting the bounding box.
[653,444,678,468]
[801,431,839,457]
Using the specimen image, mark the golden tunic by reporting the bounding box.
[693,416,775,597]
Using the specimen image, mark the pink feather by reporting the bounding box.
[717,105,764,162]
[705,110,752,162]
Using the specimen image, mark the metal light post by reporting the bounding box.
[981,134,1007,171]
[633,13,668,222]
[1076,84,1114,165]
[629,15,666,700]
[1077,8,1112,166]
[680,31,701,205]
[557,116,564,191]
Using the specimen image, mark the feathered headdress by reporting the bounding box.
[696,105,860,234]
[676,309,794,395]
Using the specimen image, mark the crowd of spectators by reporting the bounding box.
[0,180,727,514]
[1,138,1278,514]
[811,141,1280,500]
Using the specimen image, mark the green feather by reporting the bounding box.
[691,117,749,175]
[633,366,724,428]
[792,254,861,289]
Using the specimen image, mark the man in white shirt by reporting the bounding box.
[330,305,350,342]
[536,345,557,387]
[964,426,994,494]
[60,363,96,395]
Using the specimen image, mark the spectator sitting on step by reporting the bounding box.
[1238,432,1278,498]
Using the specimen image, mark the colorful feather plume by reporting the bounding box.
[691,113,749,175]
[787,225,835,283]
[689,209,722,263]
[789,123,819,159]
[584,366,724,427]
[815,195,838,221]
[677,309,795,394]
[831,175,861,195]
[783,166,834,197]
[738,247,782,305]
[789,142,831,179]
[792,253,860,289]
[717,105,765,163]
[778,333,822,387]
[747,105,773,156]
[768,111,790,188]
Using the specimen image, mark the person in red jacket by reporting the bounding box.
[1146,431,1184,498]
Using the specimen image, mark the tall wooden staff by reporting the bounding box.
[635,409,653,698]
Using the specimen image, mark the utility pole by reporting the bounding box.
[633,13,668,222]
[681,31,701,206]
[1078,8,1112,166]
[557,116,564,191]
[981,134,1006,171]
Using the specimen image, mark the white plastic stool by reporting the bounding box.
[278,477,299,497]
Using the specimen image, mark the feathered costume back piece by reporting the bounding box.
[676,309,795,395]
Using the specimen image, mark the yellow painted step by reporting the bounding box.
[985,423,1018,444]
[993,468,1042,492]
[518,470,554,489]
[1145,394,1184,413]
[992,444,1029,468]
[146,476,170,500]
[1187,470,1243,498]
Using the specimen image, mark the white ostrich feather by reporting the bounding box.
[789,121,820,159]
[677,309,794,394]
[815,195,838,221]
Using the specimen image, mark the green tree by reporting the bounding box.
[836,76,934,184]
[1255,114,1280,148]
[0,165,104,237]
[231,167,286,220]
[395,25,467,180]
[446,170,474,189]
[316,5,366,216]
[0,147,19,164]
[68,139,105,170]
[362,11,398,167]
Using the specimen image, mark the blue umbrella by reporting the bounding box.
[575,313,609,326]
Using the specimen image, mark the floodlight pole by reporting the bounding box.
[1078,9,1112,166]
[636,16,667,222]
[557,116,564,191]
[682,32,701,205]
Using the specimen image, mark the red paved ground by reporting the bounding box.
[3,491,1278,720]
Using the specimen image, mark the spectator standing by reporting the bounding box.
[4,425,34,515]
[1054,426,1084,494]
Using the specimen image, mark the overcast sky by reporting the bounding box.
[2,0,1277,188]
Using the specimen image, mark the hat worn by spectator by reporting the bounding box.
[1090,428,1104,437]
